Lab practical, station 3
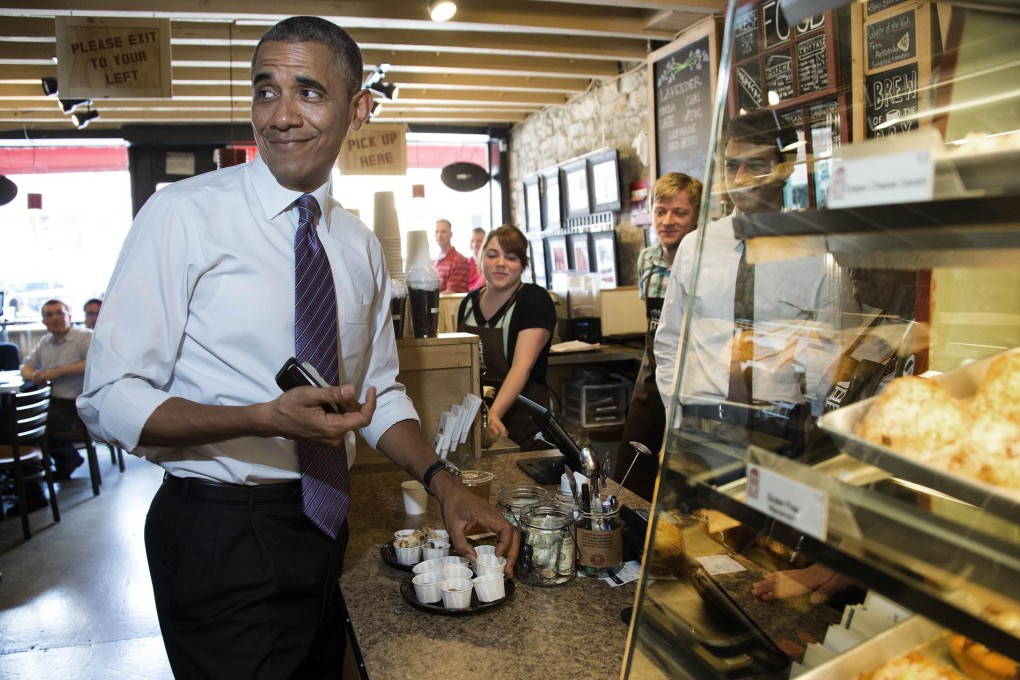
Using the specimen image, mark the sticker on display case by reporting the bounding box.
[827,147,933,208]
[745,463,828,541]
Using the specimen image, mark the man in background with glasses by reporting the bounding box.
[655,109,842,460]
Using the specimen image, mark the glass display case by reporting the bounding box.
[623,0,1020,678]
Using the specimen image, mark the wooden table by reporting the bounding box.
[341,450,650,680]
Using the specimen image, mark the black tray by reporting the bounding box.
[379,540,417,572]
[400,575,515,616]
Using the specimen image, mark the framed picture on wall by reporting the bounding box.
[587,149,622,213]
[561,159,590,219]
[523,174,543,231]
[568,233,591,274]
[546,234,570,275]
[541,167,562,230]
[591,230,618,288]
[529,238,548,289]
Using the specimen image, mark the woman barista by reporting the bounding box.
[613,173,703,500]
[457,224,556,449]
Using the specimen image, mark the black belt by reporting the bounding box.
[163,473,301,505]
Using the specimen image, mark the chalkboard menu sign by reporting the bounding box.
[867,9,916,70]
[866,62,920,137]
[866,0,911,16]
[724,0,847,210]
[649,17,720,182]
[859,3,930,140]
[797,32,830,95]
[727,0,833,114]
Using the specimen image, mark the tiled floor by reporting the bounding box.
[0,453,173,679]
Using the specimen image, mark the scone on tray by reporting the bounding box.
[855,375,970,460]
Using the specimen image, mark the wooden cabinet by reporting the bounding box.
[396,332,480,457]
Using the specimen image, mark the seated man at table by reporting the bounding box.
[21,298,92,480]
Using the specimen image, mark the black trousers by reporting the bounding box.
[145,476,349,680]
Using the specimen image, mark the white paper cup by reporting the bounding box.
[472,573,506,602]
[401,480,428,515]
[474,554,507,577]
[442,565,473,580]
[443,556,469,568]
[393,545,422,565]
[393,529,423,545]
[471,545,496,568]
[426,529,450,542]
[412,571,444,603]
[422,541,451,562]
[440,578,474,609]
[412,558,445,575]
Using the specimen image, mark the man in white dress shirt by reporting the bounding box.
[78,16,517,679]
[654,110,842,458]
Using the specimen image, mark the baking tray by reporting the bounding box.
[818,348,1020,522]
[795,616,955,679]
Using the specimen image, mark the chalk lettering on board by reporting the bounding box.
[867,10,916,70]
[736,61,762,110]
[734,4,759,60]
[796,32,829,95]
[654,35,713,180]
[866,0,911,15]
[764,52,794,103]
[866,62,919,138]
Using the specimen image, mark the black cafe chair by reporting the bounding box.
[0,384,61,540]
[0,342,20,371]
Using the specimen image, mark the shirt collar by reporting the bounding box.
[247,153,332,230]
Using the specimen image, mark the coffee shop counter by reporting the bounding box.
[342,450,649,680]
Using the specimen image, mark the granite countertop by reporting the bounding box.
[342,450,650,680]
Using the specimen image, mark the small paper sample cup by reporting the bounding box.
[474,545,496,558]
[412,571,444,603]
[425,529,450,542]
[443,556,469,568]
[472,573,506,602]
[474,553,507,577]
[440,578,474,609]
[393,544,422,565]
[422,541,451,561]
[412,557,445,575]
[442,565,473,580]
[394,529,423,543]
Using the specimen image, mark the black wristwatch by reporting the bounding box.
[422,458,462,496]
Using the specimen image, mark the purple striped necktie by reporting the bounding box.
[294,193,350,539]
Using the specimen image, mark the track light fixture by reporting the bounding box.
[60,97,92,114]
[370,81,399,101]
[370,100,382,118]
[41,77,59,97]
[71,107,100,129]
[428,0,457,22]
[362,63,389,92]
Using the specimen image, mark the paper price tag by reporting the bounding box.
[744,464,828,541]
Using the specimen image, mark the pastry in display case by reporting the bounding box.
[622,0,1020,678]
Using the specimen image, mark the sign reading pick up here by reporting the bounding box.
[56,17,172,99]
[338,123,408,175]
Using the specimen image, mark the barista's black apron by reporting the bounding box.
[459,287,550,449]
[613,296,665,501]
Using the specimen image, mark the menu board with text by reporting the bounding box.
[860,2,931,139]
[726,0,847,209]
[648,16,722,183]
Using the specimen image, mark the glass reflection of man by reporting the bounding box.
[656,109,841,460]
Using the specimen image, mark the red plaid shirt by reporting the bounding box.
[434,249,472,293]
